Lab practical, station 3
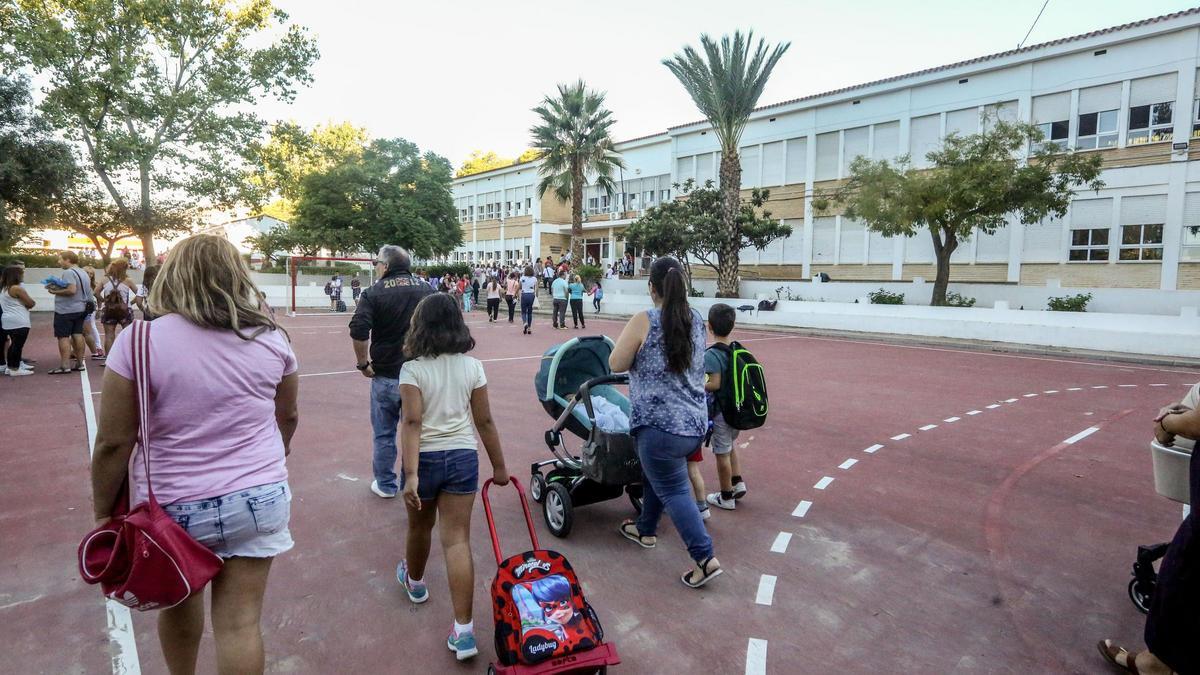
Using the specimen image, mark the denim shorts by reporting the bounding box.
[402,449,479,501]
[162,481,294,559]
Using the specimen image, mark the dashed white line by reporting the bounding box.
[746,638,768,675]
[770,532,793,553]
[80,367,142,674]
[791,501,812,518]
[755,575,777,606]
[1150,383,1169,387]
[1044,390,1059,394]
[1067,387,1083,391]
[919,424,938,431]
[863,444,884,454]
[1023,393,1038,398]
[971,408,988,413]
[891,433,911,441]
[943,416,960,423]
[1092,385,1108,389]
[1118,384,1137,388]
[814,476,835,490]
[1063,427,1100,444]
[838,458,858,470]
[1004,398,1019,403]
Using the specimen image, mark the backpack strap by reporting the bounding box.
[129,320,157,505]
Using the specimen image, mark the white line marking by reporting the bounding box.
[1150,383,1169,387]
[1063,427,1100,444]
[1092,385,1108,389]
[838,458,858,470]
[863,444,883,453]
[1004,398,1019,403]
[770,532,793,553]
[814,476,834,490]
[298,369,357,378]
[943,416,960,423]
[1118,384,1137,388]
[746,638,768,675]
[80,368,142,674]
[919,424,938,431]
[891,433,910,441]
[1043,390,1058,394]
[985,405,1000,410]
[964,409,982,415]
[0,593,44,610]
[1023,393,1038,398]
[791,501,812,517]
[755,575,777,606]
[336,473,359,482]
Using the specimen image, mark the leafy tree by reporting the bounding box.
[622,179,791,294]
[817,119,1104,305]
[247,120,368,221]
[664,32,790,297]
[456,150,514,178]
[1,0,319,260]
[56,187,195,265]
[245,225,294,267]
[294,138,461,258]
[0,75,77,248]
[530,80,624,263]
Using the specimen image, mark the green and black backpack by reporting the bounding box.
[709,341,768,430]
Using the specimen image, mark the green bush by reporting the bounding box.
[868,288,905,305]
[414,263,471,278]
[257,262,369,276]
[945,292,977,308]
[688,287,705,298]
[574,263,603,285]
[1047,292,1092,312]
[0,251,103,268]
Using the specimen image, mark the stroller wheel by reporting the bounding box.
[1128,578,1154,614]
[627,484,643,515]
[544,483,574,538]
[530,473,547,504]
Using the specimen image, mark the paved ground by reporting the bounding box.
[1,308,1194,674]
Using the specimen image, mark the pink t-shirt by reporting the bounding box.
[107,315,298,505]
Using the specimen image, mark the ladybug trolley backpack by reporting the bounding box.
[482,477,620,674]
[709,341,768,430]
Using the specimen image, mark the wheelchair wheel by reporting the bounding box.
[1128,577,1154,614]
[544,483,574,538]
[529,473,547,504]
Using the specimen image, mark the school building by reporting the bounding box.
[450,8,1200,291]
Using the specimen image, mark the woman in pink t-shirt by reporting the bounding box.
[91,234,300,674]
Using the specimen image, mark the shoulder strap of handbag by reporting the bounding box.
[130,320,158,504]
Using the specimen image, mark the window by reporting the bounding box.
[1119,224,1163,261]
[1035,120,1069,152]
[644,190,655,205]
[660,189,670,202]
[1128,102,1173,145]
[1076,110,1118,149]
[1068,228,1109,261]
[1194,99,1200,139]
[505,201,512,217]
[587,197,599,214]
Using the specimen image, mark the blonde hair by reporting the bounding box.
[107,258,129,281]
[148,234,280,340]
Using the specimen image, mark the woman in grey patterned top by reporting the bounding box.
[609,256,721,588]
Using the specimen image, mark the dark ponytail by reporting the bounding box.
[650,256,693,374]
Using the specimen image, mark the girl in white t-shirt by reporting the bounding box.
[396,292,509,661]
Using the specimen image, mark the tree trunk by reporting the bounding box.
[138,162,157,262]
[930,227,957,306]
[570,160,584,264]
[716,151,742,298]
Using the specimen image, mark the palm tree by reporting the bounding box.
[530,80,624,264]
[664,32,789,297]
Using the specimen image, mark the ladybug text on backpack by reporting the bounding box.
[709,341,768,430]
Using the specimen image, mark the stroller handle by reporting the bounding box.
[578,373,630,423]
[481,477,540,566]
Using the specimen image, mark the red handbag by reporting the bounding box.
[78,320,223,610]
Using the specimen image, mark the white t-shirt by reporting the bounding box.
[520,275,538,293]
[397,354,487,453]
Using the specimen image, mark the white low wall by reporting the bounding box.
[602,277,1200,317]
[597,291,1200,359]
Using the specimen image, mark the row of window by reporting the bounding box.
[1068,224,1163,261]
[585,189,672,215]
[1036,101,1176,152]
[456,197,534,223]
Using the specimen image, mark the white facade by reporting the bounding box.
[453,9,1200,290]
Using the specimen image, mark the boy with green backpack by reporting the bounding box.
[704,303,768,511]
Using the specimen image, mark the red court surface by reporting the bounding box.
[2,309,1196,674]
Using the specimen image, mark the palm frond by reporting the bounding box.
[528,79,624,204]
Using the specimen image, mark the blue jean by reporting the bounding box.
[521,292,535,327]
[371,376,402,493]
[163,481,293,559]
[634,426,713,562]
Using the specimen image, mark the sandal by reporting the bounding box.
[71,361,86,372]
[681,556,723,588]
[47,367,72,375]
[1097,640,1140,674]
[619,520,656,549]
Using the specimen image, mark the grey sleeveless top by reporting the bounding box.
[628,307,707,437]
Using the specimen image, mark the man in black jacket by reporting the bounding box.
[349,245,433,498]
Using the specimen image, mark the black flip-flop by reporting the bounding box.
[619,520,656,549]
[47,367,72,375]
[682,557,723,588]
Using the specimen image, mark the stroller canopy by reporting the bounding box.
[535,336,629,440]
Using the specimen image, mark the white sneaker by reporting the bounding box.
[732,481,748,500]
[20,361,34,371]
[0,365,6,374]
[7,367,33,377]
[706,493,736,511]
[698,504,711,520]
[370,480,397,499]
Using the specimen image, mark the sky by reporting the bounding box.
[260,0,1194,168]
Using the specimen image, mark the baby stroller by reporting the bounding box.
[1129,440,1192,612]
[532,336,643,538]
